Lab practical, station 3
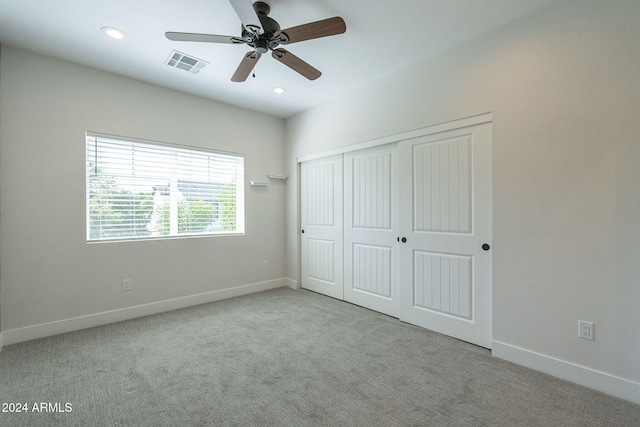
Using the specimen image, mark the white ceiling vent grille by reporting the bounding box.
[165,50,208,74]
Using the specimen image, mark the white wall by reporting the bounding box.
[0,46,286,337]
[1,0,638,404]
[285,0,640,402]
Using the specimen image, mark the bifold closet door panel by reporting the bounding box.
[399,122,493,349]
[344,144,400,317]
[300,155,344,300]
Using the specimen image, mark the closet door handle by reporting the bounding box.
[401,237,407,243]
[482,243,490,251]
[301,229,305,234]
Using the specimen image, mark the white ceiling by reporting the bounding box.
[0,0,558,118]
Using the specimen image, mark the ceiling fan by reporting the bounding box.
[166,0,346,82]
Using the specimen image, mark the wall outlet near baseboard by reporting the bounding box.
[578,320,594,340]
[122,279,132,291]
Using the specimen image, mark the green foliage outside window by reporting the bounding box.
[89,164,237,239]
[218,182,237,232]
[88,165,153,240]
[154,200,218,235]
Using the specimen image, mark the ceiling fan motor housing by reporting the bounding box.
[242,1,281,53]
[253,1,270,16]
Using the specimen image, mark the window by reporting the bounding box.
[86,133,244,241]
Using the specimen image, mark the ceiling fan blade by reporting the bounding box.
[166,32,244,44]
[275,17,346,44]
[228,0,264,35]
[272,49,321,80]
[231,51,262,82]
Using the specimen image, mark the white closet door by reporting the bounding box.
[344,144,399,317]
[399,122,492,348]
[300,155,344,299]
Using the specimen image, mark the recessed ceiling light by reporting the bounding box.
[273,87,286,94]
[101,26,126,40]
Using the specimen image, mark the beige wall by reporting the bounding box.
[0,46,286,331]
[285,0,640,400]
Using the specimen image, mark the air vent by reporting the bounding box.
[165,50,208,74]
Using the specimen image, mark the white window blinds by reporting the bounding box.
[86,133,244,241]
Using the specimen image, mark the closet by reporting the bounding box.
[300,116,492,348]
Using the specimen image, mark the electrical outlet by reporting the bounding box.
[122,279,132,291]
[262,260,268,270]
[578,320,594,340]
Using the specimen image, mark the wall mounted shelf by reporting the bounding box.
[268,174,288,180]
[250,181,270,186]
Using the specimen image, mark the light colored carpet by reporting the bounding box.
[1,287,639,426]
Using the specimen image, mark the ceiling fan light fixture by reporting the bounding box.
[101,26,126,40]
[273,87,286,94]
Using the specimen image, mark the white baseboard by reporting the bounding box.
[492,340,640,405]
[1,278,290,346]
[283,277,298,290]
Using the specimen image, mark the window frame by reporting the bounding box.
[85,132,245,243]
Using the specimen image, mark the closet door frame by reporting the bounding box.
[298,113,492,347]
